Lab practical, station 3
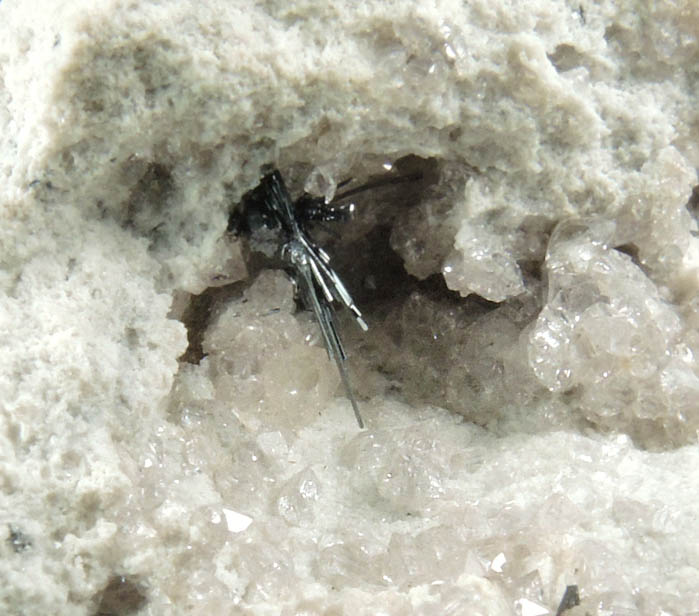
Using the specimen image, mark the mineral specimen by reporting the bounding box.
[1,0,698,614]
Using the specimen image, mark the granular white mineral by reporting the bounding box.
[1,1,698,614]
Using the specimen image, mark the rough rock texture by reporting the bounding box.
[1,0,698,614]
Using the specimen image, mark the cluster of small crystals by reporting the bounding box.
[389,161,466,281]
[354,288,549,433]
[96,259,697,614]
[126,351,699,614]
[340,157,699,448]
[528,219,699,447]
[201,270,341,431]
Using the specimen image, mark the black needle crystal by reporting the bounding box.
[230,170,367,428]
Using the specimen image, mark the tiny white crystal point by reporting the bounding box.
[222,508,253,533]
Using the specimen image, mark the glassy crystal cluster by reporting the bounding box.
[1,0,698,614]
[528,218,699,447]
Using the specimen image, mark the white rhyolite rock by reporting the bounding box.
[1,0,698,614]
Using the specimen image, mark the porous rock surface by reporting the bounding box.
[1,0,698,614]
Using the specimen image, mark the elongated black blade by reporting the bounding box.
[260,171,299,235]
[294,247,364,428]
[298,235,368,332]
